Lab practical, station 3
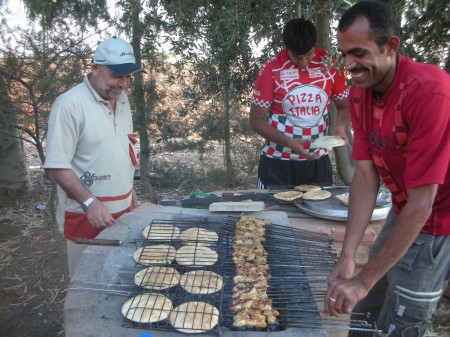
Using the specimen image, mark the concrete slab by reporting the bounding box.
[64,203,328,337]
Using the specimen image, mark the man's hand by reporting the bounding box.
[325,257,356,316]
[325,275,370,316]
[288,138,319,160]
[249,104,319,160]
[86,199,115,228]
[47,168,116,229]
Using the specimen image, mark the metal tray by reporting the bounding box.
[293,186,390,222]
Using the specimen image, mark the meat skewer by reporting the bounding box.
[230,216,279,328]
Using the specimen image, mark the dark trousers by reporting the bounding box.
[349,209,450,337]
[256,155,333,189]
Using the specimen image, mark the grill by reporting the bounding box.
[121,216,377,335]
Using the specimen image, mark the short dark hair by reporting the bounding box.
[282,18,317,55]
[338,1,401,50]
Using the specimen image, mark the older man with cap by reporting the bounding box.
[44,37,142,277]
[249,18,350,189]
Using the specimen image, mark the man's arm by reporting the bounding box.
[325,159,379,313]
[326,170,437,315]
[333,97,351,142]
[46,168,115,229]
[249,104,317,159]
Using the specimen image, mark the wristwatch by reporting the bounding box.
[81,196,96,212]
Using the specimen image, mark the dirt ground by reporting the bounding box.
[0,171,67,336]
[0,159,449,336]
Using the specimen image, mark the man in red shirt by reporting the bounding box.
[325,2,450,336]
[249,18,350,188]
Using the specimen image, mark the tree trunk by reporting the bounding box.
[316,10,355,185]
[0,129,33,201]
[294,0,301,17]
[445,43,450,74]
[130,0,152,195]
[0,76,32,201]
[223,83,234,184]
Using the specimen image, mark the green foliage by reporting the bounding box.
[400,0,450,66]
[2,0,448,190]
[149,157,234,190]
[150,158,204,189]
[22,0,110,29]
[0,14,94,163]
[205,167,235,187]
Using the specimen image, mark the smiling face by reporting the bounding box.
[337,17,399,94]
[90,64,132,101]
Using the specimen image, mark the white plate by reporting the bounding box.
[293,186,391,222]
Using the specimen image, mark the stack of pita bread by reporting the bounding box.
[273,190,303,201]
[293,184,332,200]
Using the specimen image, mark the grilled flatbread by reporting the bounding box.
[294,184,321,192]
[169,301,220,333]
[302,189,332,200]
[142,224,180,241]
[179,227,218,247]
[121,293,173,323]
[180,270,223,294]
[273,190,303,201]
[176,245,218,266]
[336,193,349,206]
[311,136,346,148]
[134,266,180,290]
[133,245,177,266]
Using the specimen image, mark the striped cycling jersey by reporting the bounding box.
[251,48,349,160]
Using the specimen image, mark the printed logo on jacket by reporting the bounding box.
[80,171,111,187]
[282,84,328,128]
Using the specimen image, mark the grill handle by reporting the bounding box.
[74,238,123,246]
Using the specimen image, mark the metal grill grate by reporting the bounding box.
[121,217,377,334]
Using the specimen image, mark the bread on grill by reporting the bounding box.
[179,227,218,246]
[134,266,180,290]
[175,245,218,266]
[169,301,219,333]
[180,270,223,294]
[133,245,177,266]
[121,293,173,323]
[142,224,180,241]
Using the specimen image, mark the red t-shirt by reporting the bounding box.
[251,48,348,160]
[351,55,450,235]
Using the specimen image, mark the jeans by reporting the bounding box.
[349,208,450,337]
